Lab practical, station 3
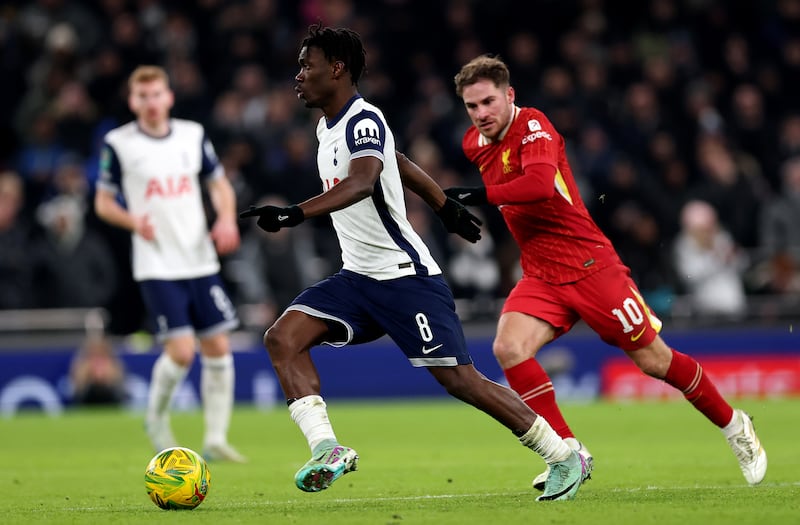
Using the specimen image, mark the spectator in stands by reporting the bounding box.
[69,335,127,406]
[4,0,800,323]
[673,200,748,318]
[34,194,117,308]
[15,112,67,210]
[754,156,800,294]
[0,170,38,309]
[690,134,769,248]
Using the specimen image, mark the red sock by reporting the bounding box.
[504,359,574,438]
[663,349,734,427]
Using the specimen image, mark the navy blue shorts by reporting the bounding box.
[286,270,472,367]
[139,274,239,342]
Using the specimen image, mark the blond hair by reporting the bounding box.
[128,65,170,89]
[454,55,510,97]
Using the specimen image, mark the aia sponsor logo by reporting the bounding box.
[145,175,192,199]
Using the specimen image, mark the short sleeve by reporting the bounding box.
[200,131,223,180]
[97,141,122,194]
[345,110,386,162]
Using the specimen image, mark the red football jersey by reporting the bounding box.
[462,106,621,284]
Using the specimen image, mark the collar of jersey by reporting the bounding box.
[136,120,173,139]
[326,94,362,129]
[478,105,520,146]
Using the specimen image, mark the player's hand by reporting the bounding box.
[435,197,482,243]
[444,186,488,206]
[211,217,240,255]
[134,214,155,241]
[239,204,304,232]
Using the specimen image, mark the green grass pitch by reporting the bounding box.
[1,398,797,524]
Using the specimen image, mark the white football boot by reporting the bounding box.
[724,409,767,485]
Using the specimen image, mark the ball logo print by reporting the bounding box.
[144,447,211,510]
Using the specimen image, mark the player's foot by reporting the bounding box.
[725,409,767,485]
[145,416,177,452]
[533,437,593,491]
[294,444,359,492]
[536,450,587,502]
[203,442,248,463]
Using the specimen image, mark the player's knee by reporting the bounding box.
[199,334,229,358]
[164,338,196,367]
[492,338,529,367]
[263,325,285,355]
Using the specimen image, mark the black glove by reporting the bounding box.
[444,186,488,206]
[239,204,304,232]
[435,197,482,243]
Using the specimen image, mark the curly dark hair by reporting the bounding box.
[301,22,366,86]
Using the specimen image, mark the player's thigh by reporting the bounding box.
[366,274,473,367]
[284,271,384,348]
[570,264,663,351]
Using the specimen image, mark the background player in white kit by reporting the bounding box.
[240,24,588,501]
[95,66,245,462]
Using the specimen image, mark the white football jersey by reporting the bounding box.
[98,119,222,281]
[316,95,441,280]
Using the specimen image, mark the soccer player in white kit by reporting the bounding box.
[95,66,246,463]
[240,24,588,501]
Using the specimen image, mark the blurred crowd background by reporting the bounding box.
[1,0,800,337]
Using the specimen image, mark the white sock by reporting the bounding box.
[519,416,573,464]
[147,353,189,424]
[288,395,337,453]
[722,409,743,438]
[201,353,235,446]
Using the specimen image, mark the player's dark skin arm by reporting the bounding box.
[295,156,381,218]
[395,151,447,210]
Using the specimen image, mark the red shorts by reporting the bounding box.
[502,263,662,351]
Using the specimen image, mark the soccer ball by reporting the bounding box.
[144,447,211,510]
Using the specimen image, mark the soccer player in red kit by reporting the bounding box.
[444,54,767,489]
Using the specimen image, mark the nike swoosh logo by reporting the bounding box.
[631,326,647,342]
[421,344,443,354]
[278,215,289,221]
[457,193,471,200]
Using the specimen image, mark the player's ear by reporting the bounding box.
[332,60,345,79]
[507,86,515,104]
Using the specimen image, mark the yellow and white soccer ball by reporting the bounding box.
[144,446,211,510]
